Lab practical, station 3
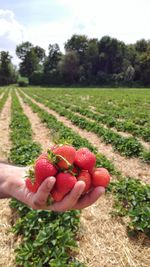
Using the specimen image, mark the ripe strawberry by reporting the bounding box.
[52,144,76,169]
[77,170,91,193]
[92,168,110,187]
[51,189,64,202]
[35,157,57,184]
[25,178,39,193]
[74,147,96,172]
[71,166,80,176]
[36,152,48,160]
[55,172,77,195]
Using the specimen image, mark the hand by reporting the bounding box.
[13,176,105,212]
[1,164,105,212]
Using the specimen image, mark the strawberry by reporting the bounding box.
[51,189,64,202]
[77,170,91,193]
[74,147,96,172]
[35,157,57,184]
[36,152,48,160]
[26,156,57,193]
[92,168,110,187]
[55,172,77,195]
[25,178,39,193]
[52,144,76,169]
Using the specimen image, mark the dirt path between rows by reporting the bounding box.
[21,91,150,184]
[19,91,150,267]
[16,91,53,151]
[58,101,150,150]
[72,111,150,150]
[0,94,15,267]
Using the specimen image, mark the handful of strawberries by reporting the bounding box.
[26,144,110,201]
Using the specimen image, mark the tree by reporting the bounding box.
[58,51,79,84]
[65,34,89,64]
[135,39,148,53]
[98,36,126,74]
[0,51,18,85]
[44,43,62,73]
[138,52,150,85]
[16,42,45,77]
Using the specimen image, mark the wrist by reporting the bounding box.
[0,163,27,199]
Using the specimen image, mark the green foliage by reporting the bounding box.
[0,89,9,112]
[10,201,84,266]
[141,150,150,164]
[0,51,18,85]
[16,42,45,78]
[29,71,43,85]
[18,76,29,87]
[109,177,150,237]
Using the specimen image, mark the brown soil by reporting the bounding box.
[21,91,150,184]
[16,91,53,151]
[0,94,16,267]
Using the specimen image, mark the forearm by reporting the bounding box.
[0,162,26,199]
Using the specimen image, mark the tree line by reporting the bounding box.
[1,34,150,86]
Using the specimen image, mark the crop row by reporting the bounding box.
[21,89,150,163]
[25,87,150,127]
[59,100,150,142]
[26,87,150,141]
[9,90,87,267]
[18,89,150,237]
[0,88,9,113]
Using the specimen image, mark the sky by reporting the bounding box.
[0,0,150,65]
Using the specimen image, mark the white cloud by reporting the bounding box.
[0,9,27,64]
[1,1,150,65]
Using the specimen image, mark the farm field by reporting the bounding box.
[0,86,150,267]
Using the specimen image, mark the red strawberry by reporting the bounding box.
[77,170,91,193]
[71,166,80,176]
[52,144,76,169]
[26,178,39,193]
[55,172,77,195]
[92,168,110,187]
[35,157,57,184]
[36,152,48,160]
[74,148,96,172]
[51,189,64,202]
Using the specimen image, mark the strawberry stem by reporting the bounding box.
[55,154,71,167]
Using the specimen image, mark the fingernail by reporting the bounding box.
[79,181,86,193]
[97,186,105,194]
[48,177,56,188]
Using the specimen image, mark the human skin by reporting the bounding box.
[0,162,105,212]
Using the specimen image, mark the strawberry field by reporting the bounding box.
[0,86,150,267]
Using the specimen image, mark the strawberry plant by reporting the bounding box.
[0,89,9,113]
[22,89,149,160]
[109,178,150,237]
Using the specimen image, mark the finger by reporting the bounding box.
[73,186,105,210]
[32,176,56,209]
[49,181,85,212]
